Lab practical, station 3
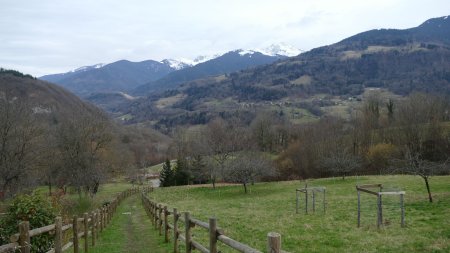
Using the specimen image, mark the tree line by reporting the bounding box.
[159,92,449,198]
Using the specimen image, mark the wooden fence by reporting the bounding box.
[0,187,147,253]
[141,192,285,253]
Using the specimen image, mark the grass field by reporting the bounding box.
[147,175,450,253]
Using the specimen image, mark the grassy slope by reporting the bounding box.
[148,175,450,253]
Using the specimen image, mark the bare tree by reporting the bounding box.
[205,118,241,189]
[0,95,42,199]
[56,110,113,197]
[224,152,275,193]
[391,93,450,202]
[320,148,361,180]
[393,152,448,203]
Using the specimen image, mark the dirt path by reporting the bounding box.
[90,195,169,253]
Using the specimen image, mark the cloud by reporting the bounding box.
[1,0,449,76]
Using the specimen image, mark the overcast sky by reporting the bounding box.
[1,0,449,76]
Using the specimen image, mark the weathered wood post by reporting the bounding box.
[19,221,30,253]
[295,190,299,214]
[159,204,163,235]
[102,207,105,230]
[312,191,316,213]
[357,188,361,227]
[323,188,326,213]
[91,212,96,246]
[305,188,308,214]
[164,206,169,243]
[173,208,179,253]
[184,212,192,253]
[377,193,382,228]
[400,193,405,227]
[55,217,63,253]
[154,203,158,228]
[83,213,89,253]
[73,216,79,253]
[96,209,100,239]
[209,218,217,253]
[267,232,281,253]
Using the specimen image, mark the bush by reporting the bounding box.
[366,143,399,173]
[0,193,58,252]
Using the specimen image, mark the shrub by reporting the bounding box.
[366,143,399,173]
[0,193,58,252]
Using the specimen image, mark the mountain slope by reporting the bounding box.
[133,50,288,95]
[117,15,450,129]
[1,70,100,116]
[40,60,174,97]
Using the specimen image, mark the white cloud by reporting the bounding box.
[0,0,449,76]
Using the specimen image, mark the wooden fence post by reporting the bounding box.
[173,208,179,253]
[267,232,281,253]
[96,209,100,239]
[55,217,63,253]
[400,193,405,227]
[103,207,107,229]
[209,218,217,253]
[312,191,316,213]
[73,216,79,253]
[295,190,299,214]
[154,203,158,229]
[84,213,89,253]
[164,206,169,243]
[158,204,163,236]
[184,212,192,253]
[19,221,30,253]
[91,212,96,246]
[357,189,361,228]
[305,189,308,214]
[377,194,382,228]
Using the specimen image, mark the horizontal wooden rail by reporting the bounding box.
[218,235,263,253]
[0,242,18,253]
[190,217,209,230]
[192,240,209,253]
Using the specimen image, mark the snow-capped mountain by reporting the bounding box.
[257,43,303,57]
[238,43,303,57]
[72,63,105,72]
[161,53,223,70]
[162,43,301,70]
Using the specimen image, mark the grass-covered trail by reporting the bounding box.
[90,194,168,253]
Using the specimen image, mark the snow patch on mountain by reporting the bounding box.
[161,53,223,70]
[72,63,105,73]
[257,43,303,57]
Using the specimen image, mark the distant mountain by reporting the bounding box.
[40,60,175,97]
[116,15,450,129]
[41,43,302,98]
[133,47,295,95]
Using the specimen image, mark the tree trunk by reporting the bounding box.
[212,176,216,189]
[48,180,52,196]
[243,183,247,194]
[423,176,433,203]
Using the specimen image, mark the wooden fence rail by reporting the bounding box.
[141,192,285,253]
[0,186,151,253]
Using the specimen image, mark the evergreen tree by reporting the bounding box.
[159,159,173,187]
[173,158,190,186]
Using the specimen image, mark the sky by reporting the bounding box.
[1,0,449,77]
